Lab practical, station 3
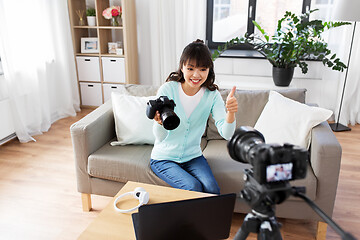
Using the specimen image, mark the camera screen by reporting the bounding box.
[266,163,293,182]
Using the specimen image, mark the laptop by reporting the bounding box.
[131,193,236,240]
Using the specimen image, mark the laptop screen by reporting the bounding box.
[132,193,236,240]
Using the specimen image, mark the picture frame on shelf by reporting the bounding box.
[108,42,117,54]
[81,37,99,53]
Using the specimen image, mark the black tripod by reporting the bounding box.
[233,169,291,240]
[233,169,357,240]
[234,210,283,240]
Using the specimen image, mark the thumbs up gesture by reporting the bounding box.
[226,86,238,113]
[225,86,238,123]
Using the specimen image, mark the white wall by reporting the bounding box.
[135,0,153,86]
[214,58,326,104]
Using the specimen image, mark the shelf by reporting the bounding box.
[100,54,124,57]
[103,82,126,84]
[76,53,100,57]
[73,26,98,29]
[98,26,124,29]
[75,53,125,57]
[68,0,138,107]
[72,26,124,29]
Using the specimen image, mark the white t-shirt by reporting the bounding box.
[178,82,205,118]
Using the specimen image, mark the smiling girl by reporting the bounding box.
[150,39,238,194]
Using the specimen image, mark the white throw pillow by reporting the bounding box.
[111,92,156,146]
[254,91,332,149]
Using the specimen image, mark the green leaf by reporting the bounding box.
[253,20,269,42]
[213,9,349,73]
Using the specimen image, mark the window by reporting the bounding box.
[206,0,313,51]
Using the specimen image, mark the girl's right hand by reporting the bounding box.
[154,111,163,125]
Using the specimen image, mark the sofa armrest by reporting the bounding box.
[309,121,342,217]
[70,100,115,193]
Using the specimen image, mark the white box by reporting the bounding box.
[80,82,102,106]
[76,56,101,82]
[102,57,126,83]
[103,83,127,102]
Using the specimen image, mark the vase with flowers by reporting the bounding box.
[102,6,122,26]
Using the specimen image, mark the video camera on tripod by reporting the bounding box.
[227,126,356,240]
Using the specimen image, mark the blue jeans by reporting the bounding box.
[150,155,220,194]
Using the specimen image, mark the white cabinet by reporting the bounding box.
[76,57,101,82]
[80,82,102,106]
[102,57,126,83]
[68,0,139,107]
[103,83,125,102]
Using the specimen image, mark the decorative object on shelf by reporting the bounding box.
[116,48,123,55]
[108,42,117,54]
[116,41,123,55]
[81,37,99,53]
[76,9,85,26]
[329,0,360,132]
[86,8,96,27]
[212,9,350,87]
[102,6,122,26]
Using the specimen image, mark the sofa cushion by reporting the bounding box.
[114,84,159,96]
[206,88,307,140]
[111,93,156,146]
[88,139,166,185]
[88,138,208,184]
[254,91,332,149]
[203,140,317,201]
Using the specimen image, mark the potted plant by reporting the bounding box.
[212,9,350,86]
[86,8,96,26]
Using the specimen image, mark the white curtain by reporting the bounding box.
[148,0,207,86]
[320,21,360,126]
[0,0,80,143]
[339,23,360,126]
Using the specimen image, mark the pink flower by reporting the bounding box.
[102,8,112,19]
[102,6,122,20]
[115,6,122,15]
[111,8,119,17]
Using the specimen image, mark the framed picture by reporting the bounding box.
[81,37,99,53]
[108,42,117,54]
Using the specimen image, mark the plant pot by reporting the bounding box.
[272,66,294,87]
[87,16,96,26]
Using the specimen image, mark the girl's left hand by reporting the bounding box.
[226,86,238,113]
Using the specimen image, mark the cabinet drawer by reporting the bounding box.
[76,57,101,82]
[80,82,102,106]
[103,83,126,102]
[102,57,126,83]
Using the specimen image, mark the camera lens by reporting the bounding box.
[227,126,265,164]
[161,109,180,130]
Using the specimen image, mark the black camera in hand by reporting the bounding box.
[146,96,180,130]
[227,126,308,185]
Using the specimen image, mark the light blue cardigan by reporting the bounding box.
[151,81,236,163]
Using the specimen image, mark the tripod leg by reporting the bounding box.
[233,227,250,240]
[258,221,283,240]
[233,213,260,240]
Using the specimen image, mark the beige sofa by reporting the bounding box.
[70,84,341,238]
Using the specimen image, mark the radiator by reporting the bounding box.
[0,98,16,145]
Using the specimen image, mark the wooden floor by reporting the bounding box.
[0,108,359,240]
